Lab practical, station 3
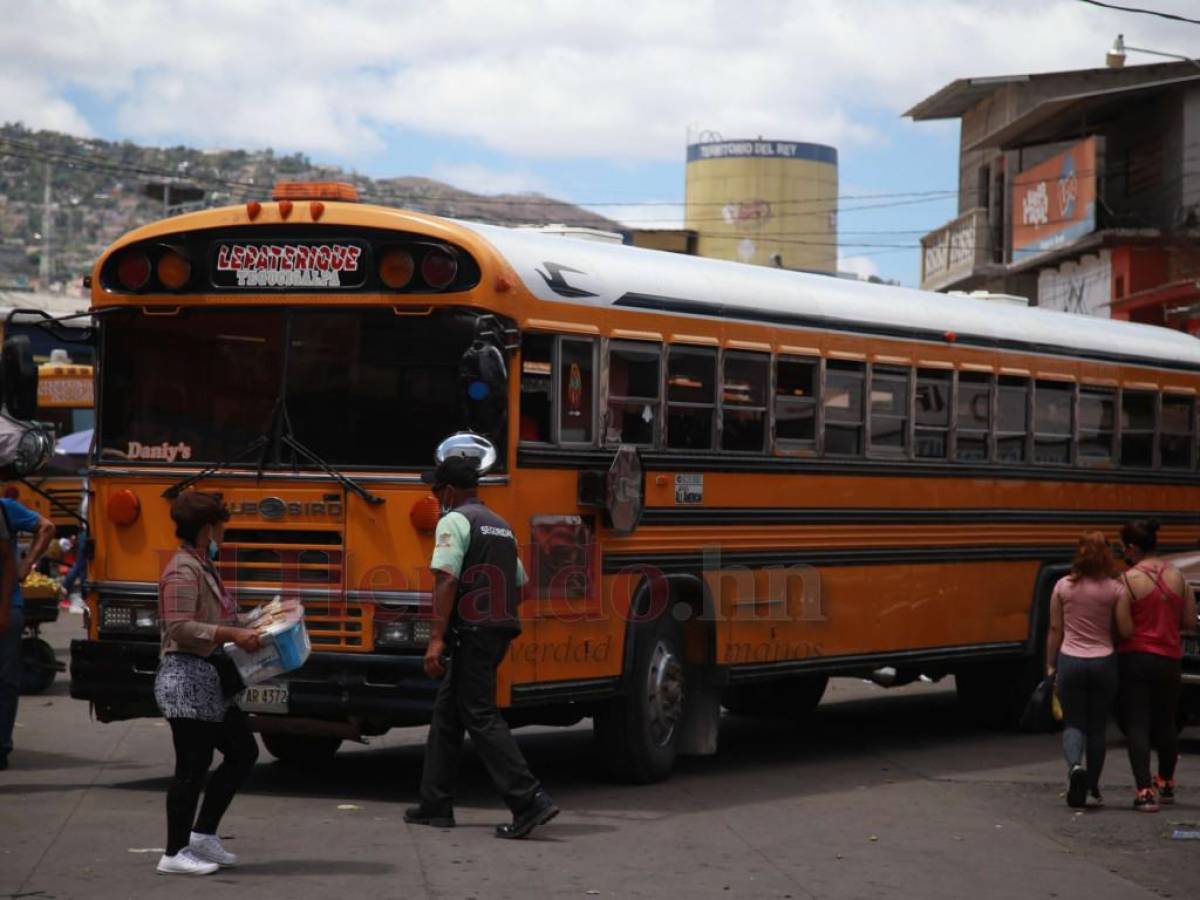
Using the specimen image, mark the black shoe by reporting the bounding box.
[1067,765,1087,809]
[404,805,455,828]
[495,791,559,840]
[0,753,7,771]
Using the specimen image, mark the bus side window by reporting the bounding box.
[721,351,768,452]
[774,357,819,450]
[1121,390,1155,467]
[914,369,950,459]
[559,338,596,445]
[824,360,865,456]
[955,372,992,462]
[519,334,554,443]
[1160,394,1194,469]
[996,376,1030,462]
[868,365,909,455]
[606,341,661,447]
[1078,388,1116,464]
[1033,380,1073,465]
[666,346,716,450]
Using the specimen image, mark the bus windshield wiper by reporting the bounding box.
[160,423,384,506]
[254,312,383,506]
[162,435,270,499]
[164,311,383,505]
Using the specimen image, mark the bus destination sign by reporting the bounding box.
[212,240,369,289]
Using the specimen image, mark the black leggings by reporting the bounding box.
[1118,652,1182,791]
[165,708,259,855]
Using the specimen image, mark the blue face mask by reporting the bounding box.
[208,538,219,561]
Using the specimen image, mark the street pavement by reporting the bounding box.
[3,618,1198,900]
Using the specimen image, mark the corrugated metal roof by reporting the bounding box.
[905,74,1030,120]
[965,73,1200,150]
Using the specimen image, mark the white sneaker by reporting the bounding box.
[156,848,218,875]
[189,832,238,867]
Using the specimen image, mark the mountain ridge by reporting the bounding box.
[0,123,618,287]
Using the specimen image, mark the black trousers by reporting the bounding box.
[1119,651,1182,791]
[165,707,259,855]
[419,628,539,813]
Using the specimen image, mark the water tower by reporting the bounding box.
[685,136,838,272]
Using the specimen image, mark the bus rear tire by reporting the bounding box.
[261,733,342,765]
[594,613,686,784]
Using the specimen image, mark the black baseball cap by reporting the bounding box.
[420,455,480,489]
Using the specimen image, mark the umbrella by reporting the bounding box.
[55,428,93,456]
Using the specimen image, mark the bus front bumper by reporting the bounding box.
[70,639,439,728]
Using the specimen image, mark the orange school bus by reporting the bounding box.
[69,181,1200,779]
[8,359,94,532]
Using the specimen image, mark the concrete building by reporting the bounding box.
[685,139,838,273]
[907,60,1200,330]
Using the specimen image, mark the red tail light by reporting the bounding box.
[421,248,458,290]
[116,251,151,291]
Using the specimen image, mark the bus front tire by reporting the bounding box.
[261,733,342,765]
[594,614,686,784]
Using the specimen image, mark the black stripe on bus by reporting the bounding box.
[598,543,1194,575]
[639,507,1200,527]
[613,291,1200,374]
[517,446,1200,486]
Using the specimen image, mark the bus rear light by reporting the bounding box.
[156,249,192,290]
[246,201,262,220]
[106,489,141,526]
[379,249,415,290]
[278,200,293,220]
[310,201,325,221]
[116,251,151,291]
[410,495,441,533]
[421,248,458,290]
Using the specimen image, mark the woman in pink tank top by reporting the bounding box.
[1045,532,1123,808]
[1116,519,1198,812]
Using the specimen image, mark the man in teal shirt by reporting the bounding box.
[405,456,558,839]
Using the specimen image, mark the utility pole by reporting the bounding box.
[39,161,52,285]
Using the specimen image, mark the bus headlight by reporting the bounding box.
[373,617,432,649]
[100,602,158,634]
[376,621,411,647]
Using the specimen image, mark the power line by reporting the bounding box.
[1076,0,1200,26]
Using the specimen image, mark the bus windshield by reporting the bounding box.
[98,306,491,469]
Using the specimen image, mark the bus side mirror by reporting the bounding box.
[2,335,38,421]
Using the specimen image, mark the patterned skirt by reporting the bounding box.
[154,652,232,722]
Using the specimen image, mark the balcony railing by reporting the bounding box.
[920,207,992,292]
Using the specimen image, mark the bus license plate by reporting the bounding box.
[239,682,289,714]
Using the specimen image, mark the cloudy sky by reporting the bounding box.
[2,0,1196,285]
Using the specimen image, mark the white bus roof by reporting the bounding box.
[462,221,1200,371]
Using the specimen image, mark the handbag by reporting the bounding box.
[209,649,246,698]
[1019,675,1060,733]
